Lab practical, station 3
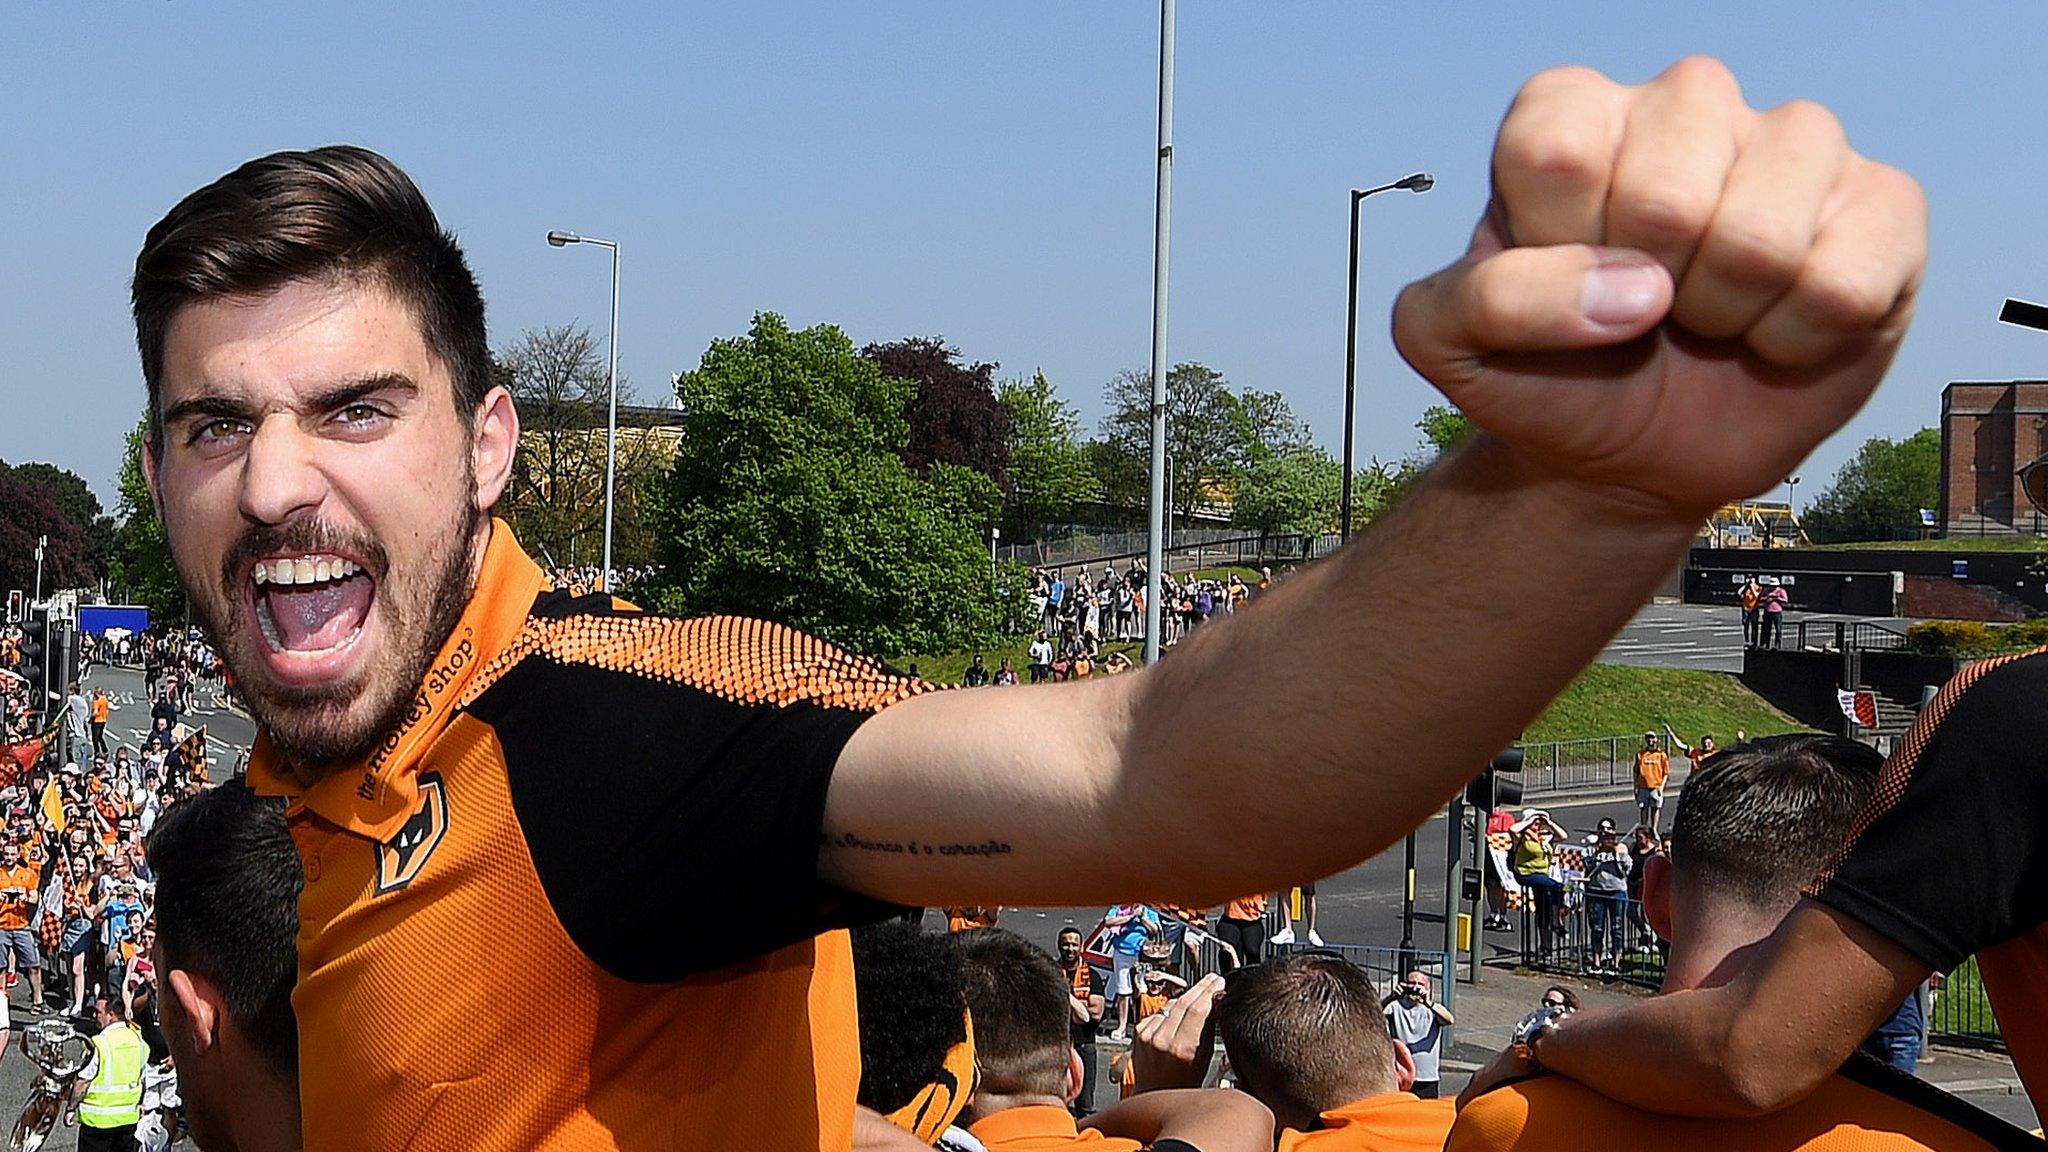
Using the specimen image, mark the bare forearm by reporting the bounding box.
[1116,435,1698,898]
[1538,903,1920,1115]
[1082,1088,1274,1152]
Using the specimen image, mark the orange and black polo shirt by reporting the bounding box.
[246,521,930,1150]
[1808,647,2048,1113]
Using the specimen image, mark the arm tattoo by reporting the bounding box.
[824,830,1014,858]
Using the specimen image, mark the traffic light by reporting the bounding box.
[1464,747,1526,810]
[17,609,46,684]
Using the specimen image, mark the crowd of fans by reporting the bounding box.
[1014,563,1273,683]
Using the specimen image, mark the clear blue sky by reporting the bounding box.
[4,3,2046,514]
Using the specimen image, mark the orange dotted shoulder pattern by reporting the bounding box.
[1807,645,2048,892]
[458,610,936,714]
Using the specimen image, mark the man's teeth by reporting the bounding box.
[251,556,364,585]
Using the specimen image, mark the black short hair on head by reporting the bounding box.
[1670,733,1882,909]
[1214,952,1395,1119]
[131,145,491,453]
[951,928,1070,1097]
[849,920,969,1115]
[145,778,302,1076]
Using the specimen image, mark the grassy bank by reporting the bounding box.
[902,636,1802,749]
[1523,663,1803,744]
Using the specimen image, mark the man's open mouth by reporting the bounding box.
[251,553,375,656]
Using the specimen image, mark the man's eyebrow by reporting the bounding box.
[306,372,420,411]
[160,373,421,427]
[160,394,256,427]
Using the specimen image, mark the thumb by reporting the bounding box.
[1394,245,1673,385]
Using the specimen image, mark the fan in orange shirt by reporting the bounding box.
[1211,952,1453,1152]
[1454,735,2034,1151]
[952,928,1271,1152]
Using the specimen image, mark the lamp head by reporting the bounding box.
[1397,172,1435,193]
[546,230,579,247]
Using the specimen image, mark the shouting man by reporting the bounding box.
[134,53,1923,1151]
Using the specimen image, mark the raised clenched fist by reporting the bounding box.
[1394,55,1926,520]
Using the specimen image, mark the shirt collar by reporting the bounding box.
[246,519,546,840]
[968,1104,1086,1145]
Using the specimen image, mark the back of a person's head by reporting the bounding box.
[850,920,972,1135]
[1671,733,1881,910]
[1215,952,1397,1121]
[951,928,1069,1099]
[146,778,302,1076]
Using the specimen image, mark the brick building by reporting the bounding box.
[1941,381,2048,535]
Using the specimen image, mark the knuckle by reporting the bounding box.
[1517,64,1610,104]
[1663,54,1741,100]
[1768,98,1845,146]
[1496,121,1611,191]
[1612,185,1716,247]
[1799,267,1894,332]
[1704,219,1808,287]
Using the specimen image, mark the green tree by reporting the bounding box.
[1232,446,1343,538]
[1101,363,1237,524]
[644,313,1028,656]
[998,372,1093,538]
[107,417,186,618]
[1221,388,1310,476]
[1802,428,1941,543]
[1414,405,1473,457]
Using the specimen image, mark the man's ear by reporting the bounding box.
[469,384,519,512]
[1644,853,1674,942]
[140,431,166,521]
[1065,1046,1085,1104]
[1391,1038,1417,1093]
[165,968,222,1058]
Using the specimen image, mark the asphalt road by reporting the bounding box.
[1599,602,1916,673]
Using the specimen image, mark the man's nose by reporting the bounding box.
[237,416,327,526]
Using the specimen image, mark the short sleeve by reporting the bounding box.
[464,612,933,981]
[1809,650,2048,972]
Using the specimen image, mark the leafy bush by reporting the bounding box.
[1904,618,2048,657]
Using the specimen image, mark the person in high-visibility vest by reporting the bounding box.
[68,994,145,1151]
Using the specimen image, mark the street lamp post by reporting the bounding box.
[546,229,622,592]
[1341,173,1434,543]
[33,535,46,604]
[1785,475,1801,546]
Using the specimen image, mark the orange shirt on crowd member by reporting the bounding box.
[1277,1092,1453,1152]
[947,906,1002,933]
[90,695,109,725]
[1633,748,1670,790]
[1223,893,1267,921]
[969,1104,1141,1152]
[0,861,38,932]
[247,525,933,1151]
[1449,1061,2016,1152]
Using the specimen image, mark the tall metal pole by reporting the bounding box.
[601,243,621,593]
[1142,0,1175,667]
[1443,793,1464,998]
[33,536,46,604]
[1340,193,1362,543]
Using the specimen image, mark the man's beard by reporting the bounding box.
[181,496,482,778]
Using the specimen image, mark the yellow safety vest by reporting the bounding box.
[80,1023,145,1128]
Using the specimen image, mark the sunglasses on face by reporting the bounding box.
[1541,997,1567,1008]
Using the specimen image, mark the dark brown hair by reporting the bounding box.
[1671,733,1881,909]
[131,145,491,450]
[1215,952,1397,1120]
[951,928,1071,1097]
